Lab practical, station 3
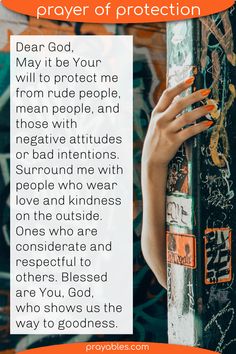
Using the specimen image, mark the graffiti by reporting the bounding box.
[187,281,195,313]
[200,11,236,213]
[201,157,234,210]
[167,149,189,194]
[199,10,236,350]
[204,228,232,285]
[204,301,235,353]
[166,194,192,229]
[167,6,236,353]
[168,270,198,346]
[209,84,236,169]
[200,9,236,353]
[200,12,236,68]
[167,232,196,269]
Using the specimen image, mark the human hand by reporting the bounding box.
[142,77,214,172]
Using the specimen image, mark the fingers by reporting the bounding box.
[179,120,214,142]
[154,76,195,113]
[164,88,211,120]
[171,104,215,132]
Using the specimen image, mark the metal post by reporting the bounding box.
[167,8,236,353]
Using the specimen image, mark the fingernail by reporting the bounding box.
[204,120,214,127]
[205,104,215,112]
[185,76,195,85]
[201,89,211,97]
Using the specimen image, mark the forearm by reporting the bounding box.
[140,78,213,288]
[141,164,168,288]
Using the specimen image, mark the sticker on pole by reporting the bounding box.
[204,228,232,285]
[167,232,196,269]
[166,194,193,229]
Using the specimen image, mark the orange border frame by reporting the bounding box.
[166,232,196,269]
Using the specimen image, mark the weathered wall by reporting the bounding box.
[0,5,167,352]
[167,8,236,354]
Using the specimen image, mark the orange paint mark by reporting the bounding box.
[167,232,196,269]
[2,17,74,52]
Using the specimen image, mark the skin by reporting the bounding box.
[141,78,213,289]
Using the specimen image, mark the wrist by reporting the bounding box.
[141,161,168,184]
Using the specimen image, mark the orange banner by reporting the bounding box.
[18,342,217,354]
[2,0,234,23]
